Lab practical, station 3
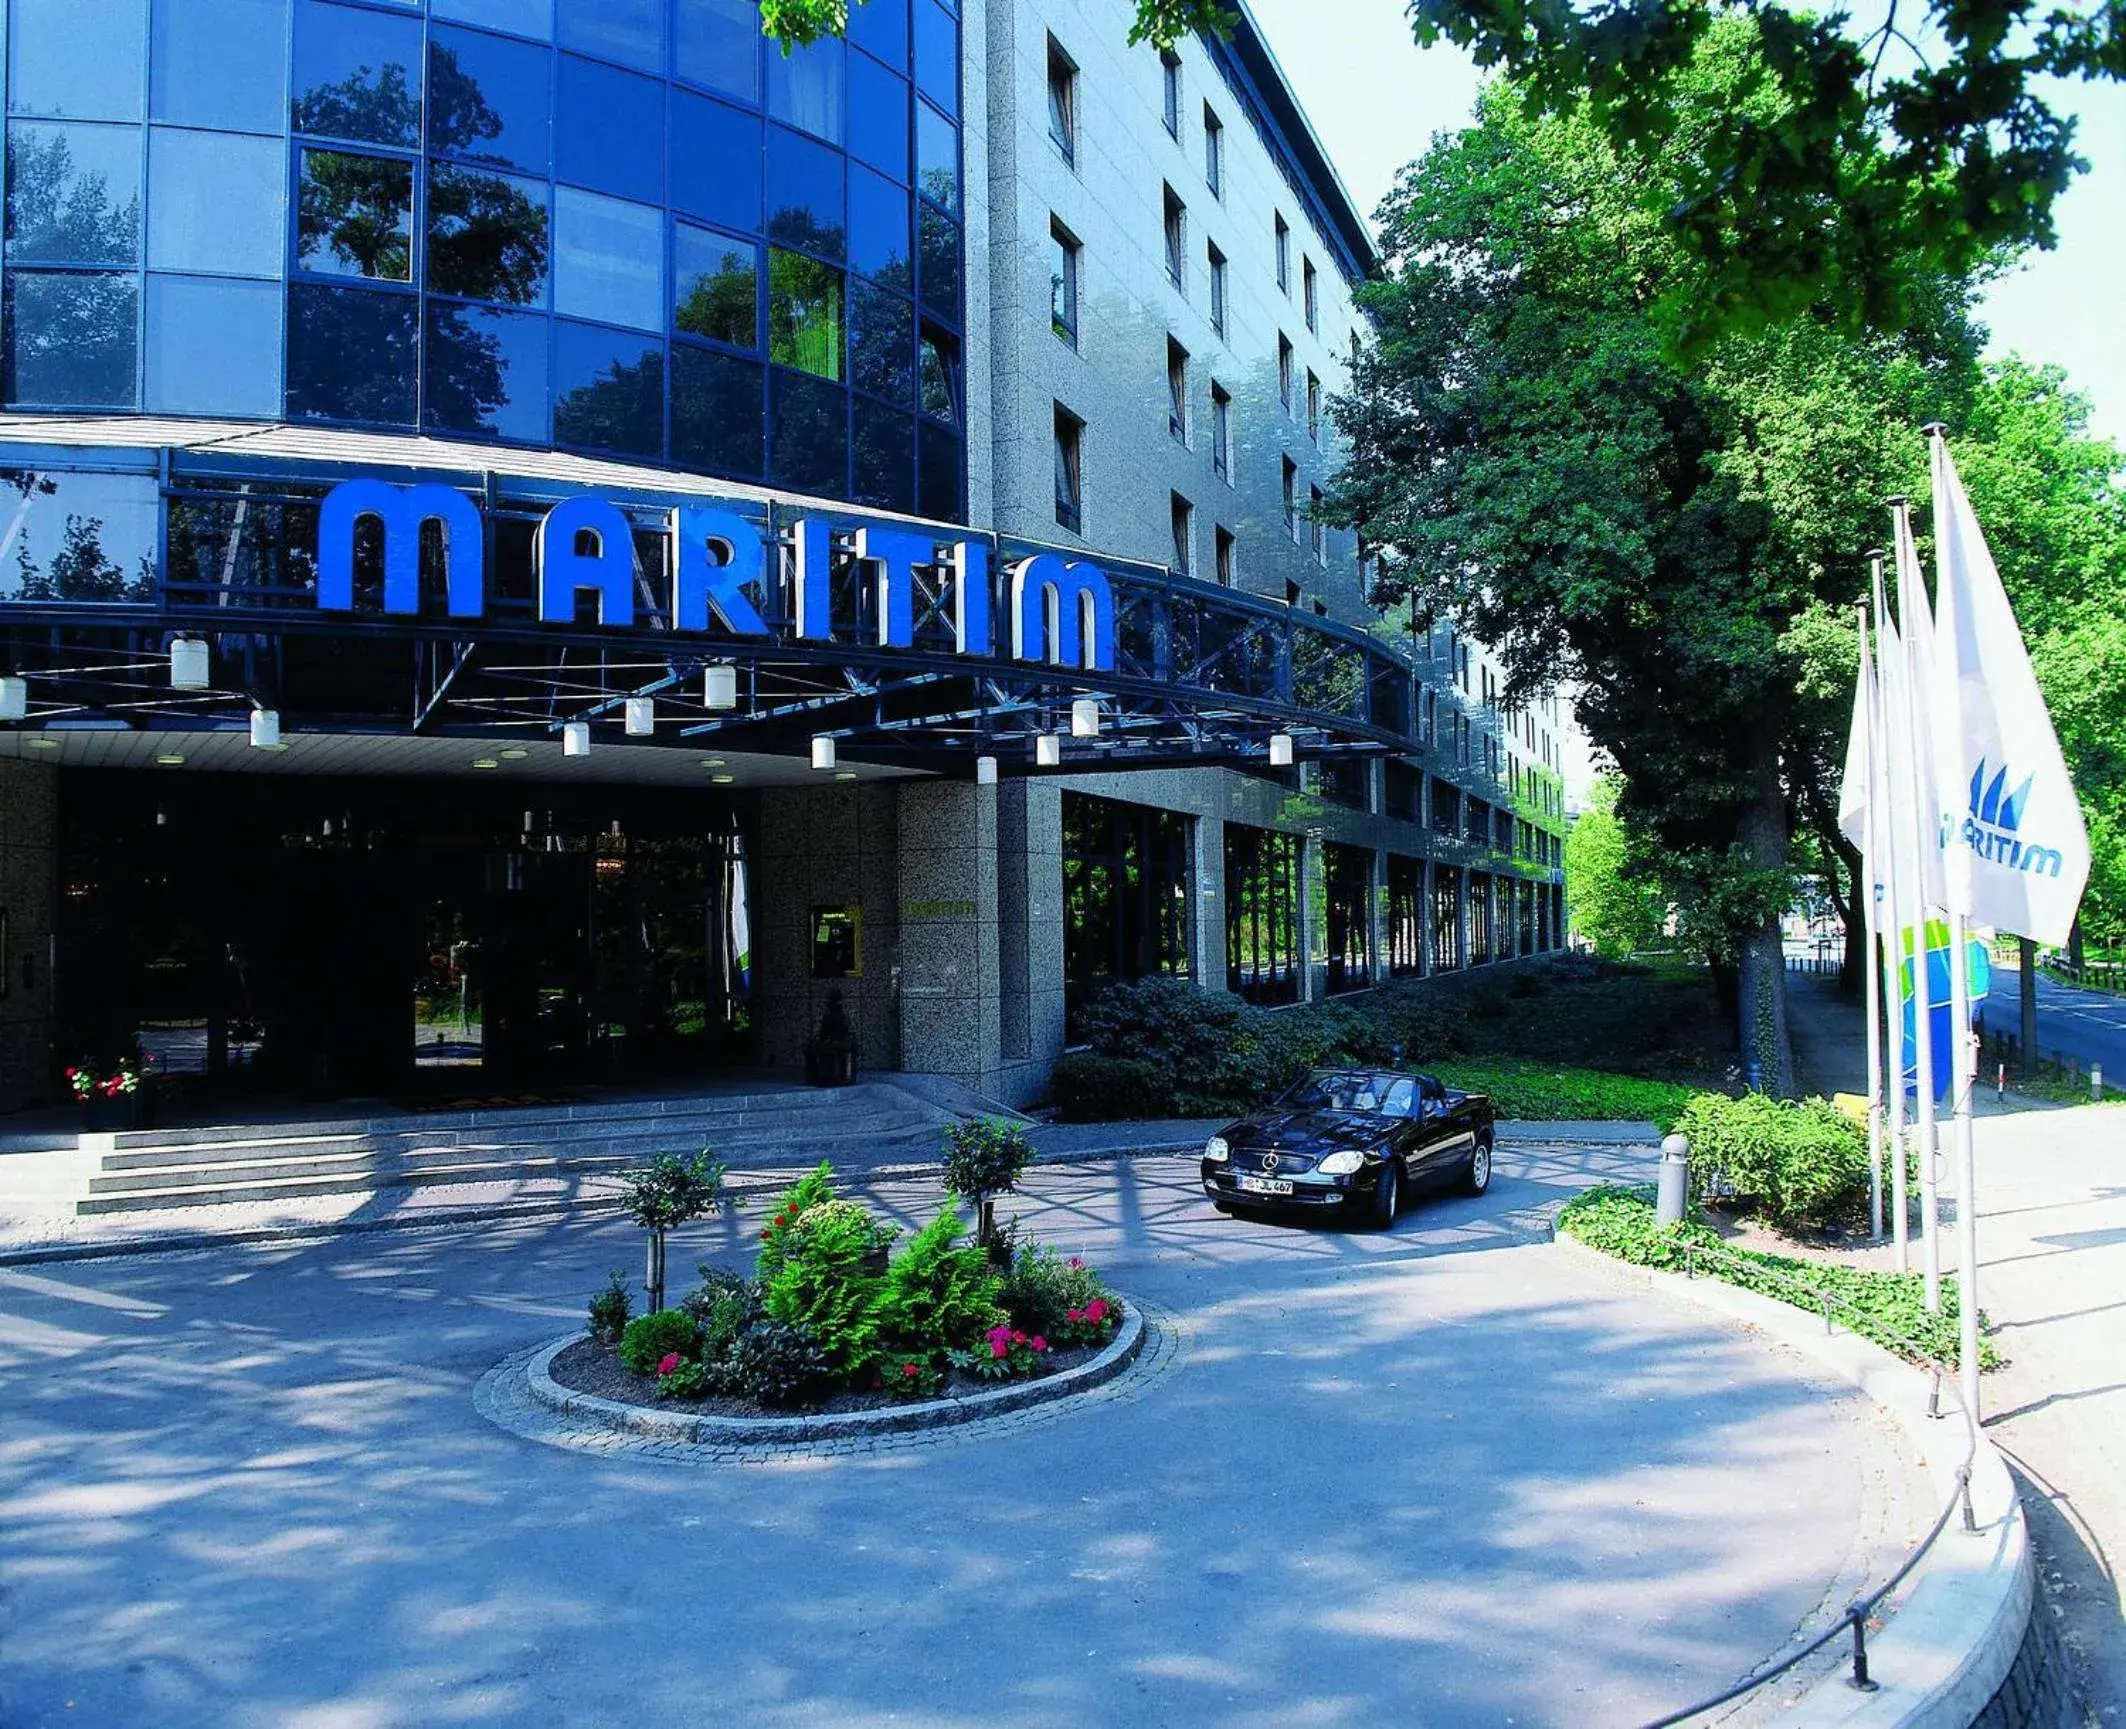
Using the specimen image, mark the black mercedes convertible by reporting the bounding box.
[1200,1068,1497,1228]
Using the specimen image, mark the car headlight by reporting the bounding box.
[1204,1136,1230,1163]
[1316,1148,1370,1176]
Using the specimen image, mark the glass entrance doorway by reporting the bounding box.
[57,771,754,1101]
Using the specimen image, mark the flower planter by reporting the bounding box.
[80,1094,140,1131]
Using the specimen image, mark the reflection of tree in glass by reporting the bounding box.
[919,164,958,216]
[5,271,137,407]
[428,43,508,161]
[15,514,153,602]
[4,129,137,262]
[428,164,548,304]
[554,349,663,458]
[292,59,419,148]
[765,204,846,267]
[165,495,321,598]
[675,255,757,350]
[919,332,958,424]
[298,150,413,280]
[768,250,844,381]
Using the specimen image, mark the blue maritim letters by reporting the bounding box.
[314,477,1116,671]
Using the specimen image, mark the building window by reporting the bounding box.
[1203,104,1223,197]
[1046,36,1077,165]
[767,248,844,380]
[1210,381,1231,479]
[1050,218,1079,346]
[1284,577,1301,607]
[1207,241,1227,336]
[1170,490,1193,576]
[1214,524,1235,587]
[1324,842,1373,995]
[1053,402,1083,533]
[1306,371,1321,442]
[1160,49,1181,138]
[1162,184,1185,289]
[1432,863,1464,971]
[1277,334,1293,410]
[1388,854,1423,978]
[1274,212,1290,292]
[1303,257,1318,332]
[1281,455,1297,539]
[1166,336,1188,442]
[1469,872,1494,965]
[1309,485,1325,563]
[1225,825,1301,1005]
[1062,792,1193,1042]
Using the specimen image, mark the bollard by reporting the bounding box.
[2095,1063,2105,1102]
[1657,1132,1689,1227]
[1997,1062,2006,1103]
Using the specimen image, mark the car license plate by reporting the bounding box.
[1237,1175,1293,1196]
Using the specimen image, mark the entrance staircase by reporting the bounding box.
[74,1082,965,1217]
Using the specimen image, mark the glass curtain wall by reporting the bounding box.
[1386,853,1421,978]
[1468,871,1494,965]
[1059,792,1191,1042]
[1322,841,1370,994]
[1431,862,1463,971]
[1224,823,1300,1006]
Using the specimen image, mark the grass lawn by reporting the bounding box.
[1429,955,1735,1087]
[1434,1058,1696,1125]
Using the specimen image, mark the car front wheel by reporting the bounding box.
[1370,1158,1401,1229]
[1465,1137,1493,1195]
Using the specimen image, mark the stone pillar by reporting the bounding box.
[897,780,1003,1096]
[0,759,57,1109]
[1194,811,1227,998]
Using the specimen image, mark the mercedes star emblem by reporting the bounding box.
[1261,1151,1279,1174]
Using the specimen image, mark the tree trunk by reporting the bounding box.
[2019,936,2038,1075]
[1823,833,1867,1000]
[645,1227,667,1315]
[1735,729,1797,1097]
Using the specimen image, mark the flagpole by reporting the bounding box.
[1856,600,1886,1241]
[1891,496,1942,1314]
[1871,555,1910,1272]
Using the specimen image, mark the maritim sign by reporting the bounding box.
[314,477,1117,671]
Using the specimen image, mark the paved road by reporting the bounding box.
[1983,958,2126,1085]
[0,1147,1912,1729]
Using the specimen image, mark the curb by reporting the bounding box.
[521,1303,1147,1444]
[1552,1227,2032,1728]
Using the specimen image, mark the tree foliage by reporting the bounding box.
[1563,776,1669,957]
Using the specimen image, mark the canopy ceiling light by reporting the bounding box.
[811,734,837,771]
[0,677,25,720]
[248,708,282,749]
[1071,697,1101,738]
[975,755,998,786]
[625,696,655,736]
[169,637,210,690]
[562,720,591,758]
[1269,733,1295,767]
[1035,734,1062,768]
[703,664,738,710]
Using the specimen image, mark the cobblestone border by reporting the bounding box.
[476,1300,1181,1464]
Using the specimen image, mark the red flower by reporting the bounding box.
[989,1338,1008,1359]
[901,1362,920,1378]
[1066,1308,1083,1323]
[656,1351,680,1376]
[1011,1330,1026,1344]
[1085,1299,1108,1323]
[1030,1336,1047,1353]
[1068,1257,1084,1268]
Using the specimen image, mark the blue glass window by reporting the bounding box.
[919,323,958,424]
[847,55,909,184]
[430,25,552,173]
[916,100,957,213]
[847,167,910,290]
[675,0,760,106]
[770,366,846,496]
[917,203,959,318]
[553,185,661,330]
[674,222,757,350]
[766,126,844,261]
[913,0,958,119]
[425,300,548,441]
[848,0,907,71]
[556,0,661,75]
[918,420,961,521]
[553,319,663,458]
[428,164,550,305]
[148,129,283,276]
[8,0,147,121]
[292,1,421,147]
[146,274,280,414]
[297,147,413,281]
[4,269,138,405]
[555,55,662,203]
[151,0,289,133]
[670,91,760,233]
[5,122,143,264]
[672,342,763,479]
[767,249,842,381]
[849,279,912,406]
[852,396,914,514]
[767,36,842,144]
[286,280,418,422]
[432,0,550,41]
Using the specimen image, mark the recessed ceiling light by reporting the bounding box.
[26,737,58,750]
[699,757,725,769]
[256,742,290,753]
[155,753,186,766]
[499,747,529,761]
[471,757,501,770]
[711,773,735,785]
[834,770,858,782]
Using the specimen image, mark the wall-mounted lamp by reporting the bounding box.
[975,755,998,786]
[1269,733,1295,767]
[1035,734,1062,768]
[249,708,281,749]
[0,677,25,721]
[811,734,837,771]
[703,664,738,710]
[1071,697,1101,738]
[625,696,655,736]
[170,637,210,690]
[562,720,591,757]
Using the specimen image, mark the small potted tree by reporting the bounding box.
[805,988,857,1087]
[619,1150,726,1314]
[941,1116,1033,1262]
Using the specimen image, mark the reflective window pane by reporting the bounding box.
[297,147,413,281]
[5,122,142,264]
[286,280,417,421]
[432,0,550,41]
[918,420,962,522]
[919,324,958,424]
[913,0,957,119]
[848,0,907,71]
[425,299,548,441]
[4,269,138,405]
[292,1,421,147]
[852,396,914,514]
[767,249,842,381]
[917,202,959,317]
[675,0,759,105]
[916,100,957,213]
[556,0,662,74]
[767,36,842,144]
[769,365,846,496]
[766,126,844,260]
[146,273,280,414]
[428,164,550,305]
[430,25,551,173]
[555,54,662,203]
[847,166,910,291]
[670,91,760,232]
[552,318,663,458]
[674,222,757,350]
[848,54,908,183]
[672,341,763,479]
[151,0,289,133]
[0,470,158,601]
[552,185,661,330]
[8,0,147,120]
[148,128,284,276]
[849,279,911,406]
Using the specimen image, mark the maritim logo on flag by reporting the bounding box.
[1962,758,2065,879]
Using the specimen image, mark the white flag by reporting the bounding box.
[1929,434,2089,946]
[1836,619,1874,857]
[1893,504,1950,914]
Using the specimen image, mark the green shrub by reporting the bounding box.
[1049,1053,1175,1120]
[1435,1059,1696,1126]
[755,1162,839,1283]
[1506,969,1550,999]
[681,1266,759,1363]
[760,1199,894,1374]
[587,1271,632,1345]
[998,1243,1115,1338]
[876,1211,1005,1354]
[1675,1091,1869,1229]
[1073,978,1251,1095]
[1557,1186,1995,1370]
[732,1316,831,1407]
[940,1117,1034,1208]
[618,1308,701,1374]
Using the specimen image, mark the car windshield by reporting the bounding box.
[1278,1071,1411,1116]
